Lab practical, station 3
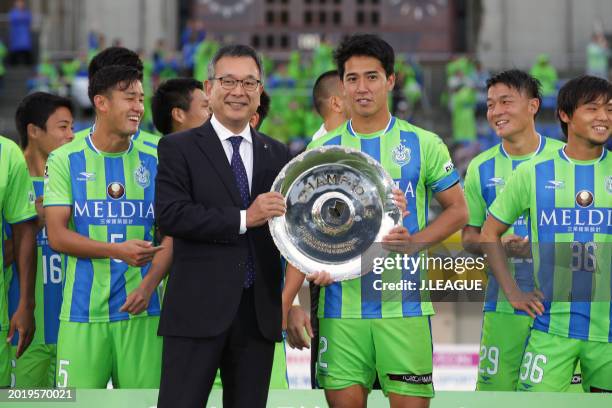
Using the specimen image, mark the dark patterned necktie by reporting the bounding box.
[228,136,255,288]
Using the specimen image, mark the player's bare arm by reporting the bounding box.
[461,225,482,255]
[481,215,544,318]
[391,183,468,255]
[8,219,37,358]
[121,236,173,315]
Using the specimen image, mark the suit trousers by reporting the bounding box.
[157,287,275,408]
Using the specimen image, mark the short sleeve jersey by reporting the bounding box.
[464,135,565,313]
[0,136,36,331]
[489,148,612,342]
[44,135,160,323]
[7,177,63,344]
[309,117,460,319]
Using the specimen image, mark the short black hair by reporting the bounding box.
[334,34,395,80]
[486,69,542,116]
[556,75,612,137]
[313,70,341,115]
[152,78,204,135]
[88,65,143,106]
[255,90,270,130]
[15,92,73,149]
[88,46,143,79]
[208,44,264,82]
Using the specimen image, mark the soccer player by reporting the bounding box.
[0,135,37,387]
[151,78,210,135]
[44,65,171,388]
[5,92,74,387]
[462,70,565,390]
[282,34,467,407]
[311,70,350,141]
[73,46,161,149]
[481,75,612,392]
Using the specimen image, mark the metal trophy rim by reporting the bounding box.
[269,145,400,281]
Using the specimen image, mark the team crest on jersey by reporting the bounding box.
[28,190,35,204]
[606,175,612,194]
[392,144,411,166]
[134,162,150,189]
[575,190,594,208]
[107,182,125,200]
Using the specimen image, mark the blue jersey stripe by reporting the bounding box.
[479,158,496,207]
[69,151,89,235]
[360,137,382,317]
[42,243,62,343]
[68,151,94,321]
[568,164,594,339]
[323,136,341,146]
[139,152,157,242]
[35,180,62,344]
[533,160,556,332]
[323,283,342,318]
[402,263,424,316]
[70,259,94,322]
[104,157,129,321]
[399,131,421,235]
[398,132,423,314]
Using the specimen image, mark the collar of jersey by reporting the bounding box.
[499,133,544,160]
[347,116,395,139]
[559,146,607,165]
[86,133,134,157]
[89,121,142,142]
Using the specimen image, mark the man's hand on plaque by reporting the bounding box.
[246,192,286,228]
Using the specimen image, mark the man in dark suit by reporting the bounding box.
[155,44,290,408]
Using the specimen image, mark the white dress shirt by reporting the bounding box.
[210,114,253,234]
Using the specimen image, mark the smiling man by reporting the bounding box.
[43,65,170,388]
[481,75,612,392]
[282,34,467,408]
[155,45,290,408]
[462,70,565,391]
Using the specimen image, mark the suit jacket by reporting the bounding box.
[155,120,291,341]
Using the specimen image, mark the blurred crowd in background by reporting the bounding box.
[0,1,610,174]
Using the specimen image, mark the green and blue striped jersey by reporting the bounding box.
[0,136,37,332]
[74,126,160,150]
[308,117,460,319]
[43,135,160,323]
[489,148,612,342]
[464,135,565,314]
[7,177,63,345]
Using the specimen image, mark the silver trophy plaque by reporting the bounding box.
[269,146,402,281]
